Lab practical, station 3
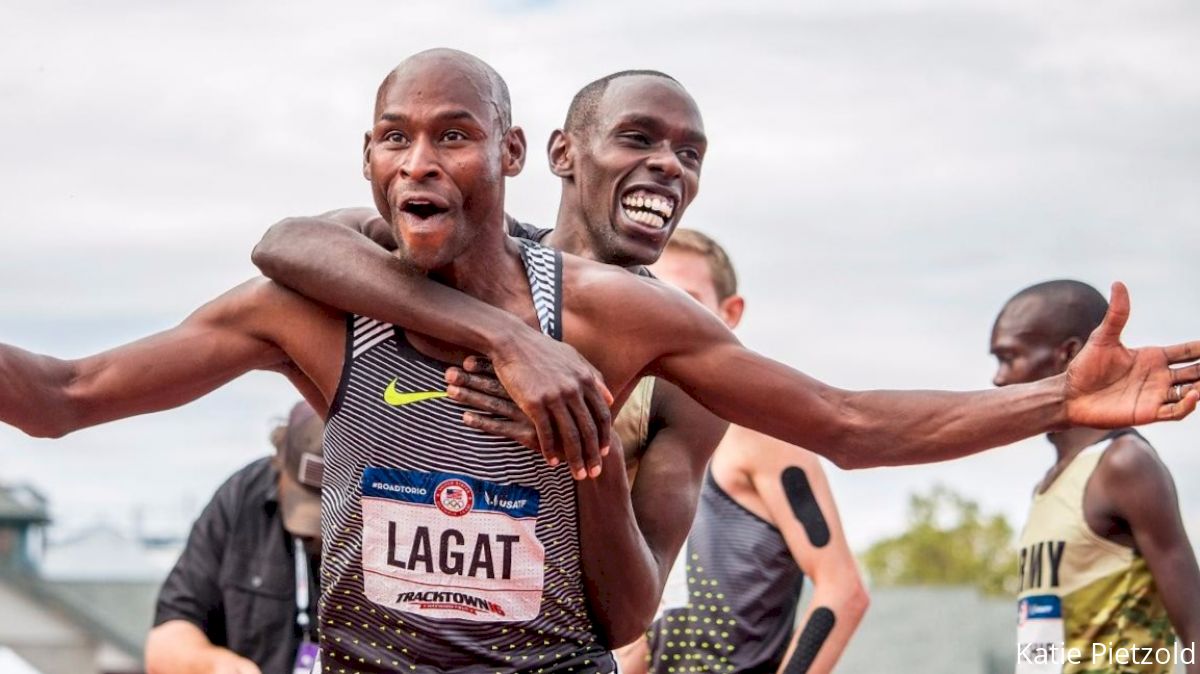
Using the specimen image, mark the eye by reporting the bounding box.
[442,129,468,142]
[619,131,651,146]
[678,148,702,165]
[382,130,408,145]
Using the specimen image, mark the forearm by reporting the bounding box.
[253,216,528,355]
[0,344,77,438]
[575,450,663,647]
[145,620,250,674]
[824,377,1066,468]
[778,581,869,674]
[671,344,1067,469]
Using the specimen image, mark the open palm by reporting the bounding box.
[1065,283,1200,428]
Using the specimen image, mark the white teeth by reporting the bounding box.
[621,192,675,225]
[623,206,665,229]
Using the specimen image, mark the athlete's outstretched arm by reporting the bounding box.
[252,209,614,480]
[0,280,334,438]
[1095,441,1200,672]
[743,438,867,674]
[603,277,1200,468]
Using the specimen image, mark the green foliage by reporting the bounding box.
[861,485,1018,597]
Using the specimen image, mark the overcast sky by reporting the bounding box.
[1,0,1197,558]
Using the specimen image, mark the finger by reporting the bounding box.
[1165,341,1200,365]
[463,355,495,375]
[565,389,601,478]
[1170,383,1197,403]
[1158,390,1199,422]
[445,367,511,400]
[583,376,613,457]
[464,413,537,449]
[548,399,587,480]
[448,385,524,419]
[1170,363,1200,385]
[595,374,614,407]
[1091,281,1130,346]
[524,403,562,468]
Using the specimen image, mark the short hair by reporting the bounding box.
[665,228,738,301]
[376,49,512,130]
[564,70,679,135]
[1004,279,1108,343]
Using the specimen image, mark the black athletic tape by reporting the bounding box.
[781,466,830,547]
[783,607,836,674]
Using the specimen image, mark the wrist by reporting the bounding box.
[482,314,539,360]
[1039,374,1070,431]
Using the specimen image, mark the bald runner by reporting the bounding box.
[992,281,1200,674]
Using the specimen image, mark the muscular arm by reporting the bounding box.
[1096,441,1200,671]
[577,381,727,647]
[0,279,341,438]
[252,209,613,478]
[744,440,868,674]
[590,273,1198,469]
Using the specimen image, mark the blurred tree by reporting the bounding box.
[861,485,1017,596]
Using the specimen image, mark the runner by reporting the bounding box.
[252,70,733,647]
[991,280,1200,674]
[1,50,1197,673]
[618,229,867,674]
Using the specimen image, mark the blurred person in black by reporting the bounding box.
[145,402,324,674]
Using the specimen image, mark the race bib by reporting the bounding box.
[1016,595,1066,674]
[360,467,544,622]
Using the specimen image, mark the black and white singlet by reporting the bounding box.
[320,240,615,674]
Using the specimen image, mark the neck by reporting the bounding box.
[423,211,527,306]
[545,189,601,261]
[1047,426,1113,463]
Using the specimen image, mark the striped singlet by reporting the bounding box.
[320,240,615,674]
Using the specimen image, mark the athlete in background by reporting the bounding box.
[615,229,868,674]
[992,281,1200,674]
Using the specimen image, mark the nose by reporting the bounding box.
[646,144,684,181]
[992,367,1010,388]
[399,135,440,182]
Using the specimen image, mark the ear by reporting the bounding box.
[501,126,527,178]
[718,294,746,330]
[361,131,372,181]
[547,129,574,179]
[1060,336,1085,365]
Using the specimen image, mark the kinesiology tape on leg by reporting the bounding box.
[782,607,835,674]
[781,467,829,547]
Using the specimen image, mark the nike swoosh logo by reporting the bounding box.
[383,379,448,407]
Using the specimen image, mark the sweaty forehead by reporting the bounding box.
[595,76,704,137]
[376,60,501,126]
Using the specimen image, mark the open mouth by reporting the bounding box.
[400,198,450,220]
[620,189,676,230]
